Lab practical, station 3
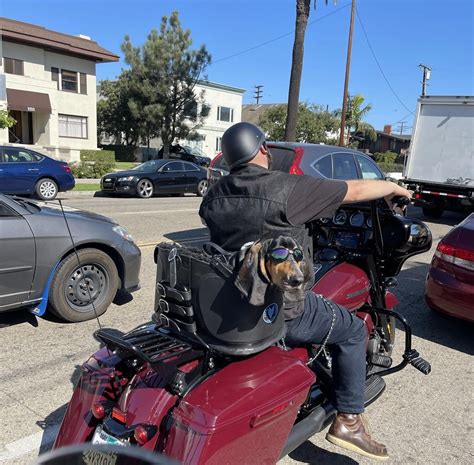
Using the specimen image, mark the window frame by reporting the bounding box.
[58,114,88,139]
[160,161,185,172]
[355,154,384,180]
[183,161,200,172]
[331,152,360,180]
[310,153,333,178]
[51,67,60,89]
[61,69,78,93]
[4,57,24,75]
[217,106,234,123]
[79,72,87,94]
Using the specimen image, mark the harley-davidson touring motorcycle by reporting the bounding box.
[54,197,432,464]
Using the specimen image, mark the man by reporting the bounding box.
[200,122,412,461]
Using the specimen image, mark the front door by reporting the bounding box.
[8,111,33,144]
[158,161,187,193]
[0,201,36,310]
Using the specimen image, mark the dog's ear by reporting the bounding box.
[235,241,269,307]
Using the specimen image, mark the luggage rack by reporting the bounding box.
[94,324,199,365]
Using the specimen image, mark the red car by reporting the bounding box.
[425,213,474,322]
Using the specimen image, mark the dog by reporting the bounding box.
[235,236,313,307]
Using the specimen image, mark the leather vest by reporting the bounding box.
[200,164,312,319]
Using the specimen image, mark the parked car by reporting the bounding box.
[207,143,384,187]
[0,194,141,322]
[159,144,211,167]
[101,160,208,198]
[0,146,75,200]
[425,213,474,322]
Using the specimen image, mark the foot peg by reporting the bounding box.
[404,349,431,375]
[370,354,392,368]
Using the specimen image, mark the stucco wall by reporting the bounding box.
[1,41,98,160]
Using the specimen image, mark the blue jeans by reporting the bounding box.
[285,292,366,414]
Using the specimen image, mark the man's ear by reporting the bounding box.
[235,241,268,307]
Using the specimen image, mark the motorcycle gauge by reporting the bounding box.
[366,216,373,228]
[350,212,365,227]
[334,211,347,225]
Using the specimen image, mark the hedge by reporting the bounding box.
[73,149,115,178]
[374,151,398,164]
[378,162,404,173]
[100,144,136,162]
[80,149,115,164]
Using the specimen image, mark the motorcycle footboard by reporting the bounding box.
[372,308,431,377]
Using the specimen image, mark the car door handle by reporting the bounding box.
[28,169,39,171]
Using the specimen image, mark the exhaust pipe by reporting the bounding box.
[279,402,336,459]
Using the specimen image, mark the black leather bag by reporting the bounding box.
[154,242,285,356]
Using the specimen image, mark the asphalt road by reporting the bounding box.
[0,194,472,465]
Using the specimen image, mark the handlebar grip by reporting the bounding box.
[392,196,411,207]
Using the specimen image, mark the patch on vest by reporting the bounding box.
[263,303,279,324]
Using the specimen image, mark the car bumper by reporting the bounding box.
[59,176,75,192]
[425,266,473,322]
[120,241,141,291]
[101,181,137,195]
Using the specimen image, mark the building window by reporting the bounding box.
[215,137,222,152]
[61,70,78,92]
[51,67,60,89]
[4,57,24,75]
[80,73,87,94]
[59,114,88,138]
[217,106,234,123]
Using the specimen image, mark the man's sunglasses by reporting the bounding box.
[269,247,304,263]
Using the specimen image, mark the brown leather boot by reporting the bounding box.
[326,413,389,460]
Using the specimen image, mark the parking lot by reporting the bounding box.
[0,194,472,465]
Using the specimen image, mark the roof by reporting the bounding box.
[0,17,119,63]
[242,103,285,125]
[197,80,246,94]
[376,131,411,141]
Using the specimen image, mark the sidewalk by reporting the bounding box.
[74,178,100,184]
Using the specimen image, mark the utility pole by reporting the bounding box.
[339,0,356,146]
[254,85,263,105]
[418,64,431,97]
[398,121,407,135]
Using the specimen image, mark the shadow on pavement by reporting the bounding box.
[287,439,358,464]
[0,310,39,328]
[408,206,469,227]
[397,262,473,355]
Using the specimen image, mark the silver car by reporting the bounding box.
[0,194,141,322]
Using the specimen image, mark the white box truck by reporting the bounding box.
[404,95,473,218]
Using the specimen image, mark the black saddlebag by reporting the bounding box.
[153,242,285,356]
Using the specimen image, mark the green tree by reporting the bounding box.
[345,94,375,141]
[285,1,331,141]
[260,103,339,143]
[122,11,211,157]
[0,110,16,129]
[97,71,143,147]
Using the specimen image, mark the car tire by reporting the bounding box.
[196,179,208,197]
[36,178,58,201]
[136,179,154,198]
[48,248,119,323]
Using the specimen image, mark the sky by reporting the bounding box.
[2,0,473,132]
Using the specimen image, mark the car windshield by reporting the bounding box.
[132,161,163,172]
[9,196,41,213]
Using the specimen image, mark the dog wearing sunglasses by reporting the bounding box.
[235,236,313,307]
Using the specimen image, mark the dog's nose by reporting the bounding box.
[289,276,304,287]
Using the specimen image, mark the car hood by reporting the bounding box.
[36,201,116,224]
[104,170,139,178]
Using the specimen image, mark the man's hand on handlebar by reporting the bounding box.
[384,185,413,214]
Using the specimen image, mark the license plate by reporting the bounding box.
[92,425,128,446]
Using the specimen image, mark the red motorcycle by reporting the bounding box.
[54,198,432,464]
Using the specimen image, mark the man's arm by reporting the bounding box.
[343,180,411,204]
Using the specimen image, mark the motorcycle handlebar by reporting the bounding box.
[391,196,411,207]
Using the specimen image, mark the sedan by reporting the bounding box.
[425,213,474,322]
[0,146,75,200]
[101,160,208,198]
[0,194,141,322]
[208,143,383,186]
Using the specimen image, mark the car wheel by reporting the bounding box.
[196,179,208,197]
[36,178,58,201]
[136,179,154,198]
[48,248,119,322]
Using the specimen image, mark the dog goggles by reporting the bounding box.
[269,247,304,262]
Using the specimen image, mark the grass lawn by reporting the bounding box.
[115,161,137,170]
[73,183,101,192]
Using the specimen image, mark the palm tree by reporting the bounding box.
[345,94,376,144]
[285,1,331,142]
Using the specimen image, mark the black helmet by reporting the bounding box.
[222,122,266,170]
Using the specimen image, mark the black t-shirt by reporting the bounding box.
[286,175,348,225]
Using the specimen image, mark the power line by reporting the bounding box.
[391,110,415,127]
[210,2,351,66]
[356,9,412,113]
